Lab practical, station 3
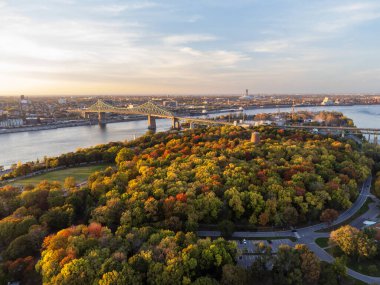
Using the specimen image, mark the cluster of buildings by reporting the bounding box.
[0,95,78,129]
[0,93,380,130]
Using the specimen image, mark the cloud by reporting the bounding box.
[316,2,380,33]
[1,0,380,95]
[331,2,379,13]
[163,34,217,45]
[94,2,158,15]
[246,40,291,53]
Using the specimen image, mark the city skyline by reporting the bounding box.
[1,0,380,96]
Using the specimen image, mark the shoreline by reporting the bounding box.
[0,117,144,135]
[1,103,379,135]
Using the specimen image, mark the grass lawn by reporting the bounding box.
[315,237,329,248]
[327,246,380,277]
[344,276,368,285]
[9,164,113,186]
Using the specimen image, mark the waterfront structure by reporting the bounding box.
[0,118,23,128]
[68,99,380,144]
[69,99,236,130]
[321,97,334,106]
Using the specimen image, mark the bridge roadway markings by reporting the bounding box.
[198,176,380,284]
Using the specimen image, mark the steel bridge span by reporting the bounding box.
[68,99,379,144]
[68,99,236,130]
[278,125,379,144]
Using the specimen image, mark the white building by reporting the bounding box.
[0,119,23,128]
[58,98,67,104]
[321,97,334,106]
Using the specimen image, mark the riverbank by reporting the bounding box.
[0,104,379,169]
[0,117,145,135]
[2,103,379,136]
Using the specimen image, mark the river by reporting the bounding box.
[0,104,379,168]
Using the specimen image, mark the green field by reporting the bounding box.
[327,246,380,277]
[315,237,329,248]
[9,164,113,186]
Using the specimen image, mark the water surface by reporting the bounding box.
[1,104,379,168]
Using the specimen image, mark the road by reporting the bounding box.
[198,176,380,284]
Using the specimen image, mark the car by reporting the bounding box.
[291,229,297,232]
[242,239,247,245]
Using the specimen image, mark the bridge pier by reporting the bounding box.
[98,112,106,125]
[189,122,195,129]
[172,117,180,130]
[374,134,378,145]
[84,112,90,119]
[148,115,156,130]
[341,131,345,138]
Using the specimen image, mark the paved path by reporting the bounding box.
[199,176,380,284]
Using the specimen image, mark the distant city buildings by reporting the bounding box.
[163,100,178,107]
[239,89,253,100]
[321,97,334,106]
[58,98,67,104]
[0,94,379,131]
[0,118,23,128]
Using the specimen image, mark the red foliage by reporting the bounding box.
[88,222,103,238]
[338,174,350,184]
[257,170,268,182]
[180,146,191,155]
[327,180,340,191]
[162,149,171,158]
[176,193,187,203]
[150,150,160,159]
[283,169,298,181]
[5,256,36,276]
[201,185,210,193]
[163,196,176,217]
[295,186,306,196]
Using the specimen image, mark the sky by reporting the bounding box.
[1,0,380,96]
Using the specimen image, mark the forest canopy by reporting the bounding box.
[0,126,373,284]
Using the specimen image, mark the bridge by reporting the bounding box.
[69,99,235,130]
[279,125,380,144]
[68,99,379,144]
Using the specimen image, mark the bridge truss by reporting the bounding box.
[85,99,174,118]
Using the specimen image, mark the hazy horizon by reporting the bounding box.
[1,93,380,98]
[1,0,380,96]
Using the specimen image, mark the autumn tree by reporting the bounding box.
[320,209,339,225]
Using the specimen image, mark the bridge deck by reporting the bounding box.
[68,100,379,133]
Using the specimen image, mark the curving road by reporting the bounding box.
[198,176,380,284]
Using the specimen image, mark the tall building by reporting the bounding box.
[239,89,253,100]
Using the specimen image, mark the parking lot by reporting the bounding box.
[234,239,296,268]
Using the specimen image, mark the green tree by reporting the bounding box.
[115,148,134,166]
[217,220,235,238]
[220,264,249,285]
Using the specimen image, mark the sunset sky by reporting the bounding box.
[1,0,380,95]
